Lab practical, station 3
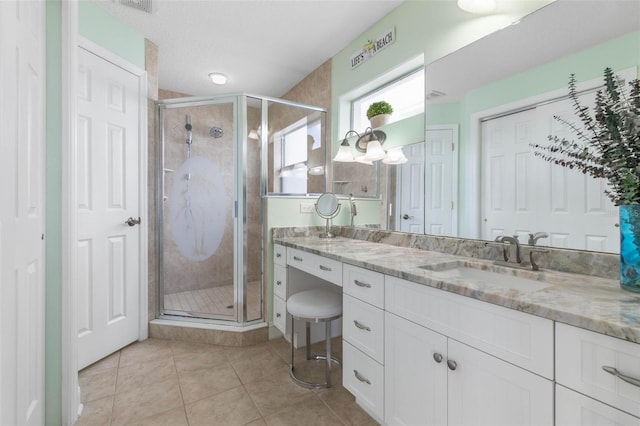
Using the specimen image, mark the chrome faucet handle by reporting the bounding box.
[528,232,549,246]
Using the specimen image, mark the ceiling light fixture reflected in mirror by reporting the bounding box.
[208,72,229,85]
[457,0,496,14]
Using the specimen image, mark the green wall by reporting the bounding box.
[78,1,145,69]
[45,3,63,425]
[330,0,552,149]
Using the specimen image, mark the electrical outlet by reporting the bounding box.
[300,202,315,213]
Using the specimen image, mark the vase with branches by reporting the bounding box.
[531,67,640,292]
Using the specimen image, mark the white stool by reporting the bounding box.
[286,288,342,389]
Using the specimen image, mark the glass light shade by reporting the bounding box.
[354,155,374,165]
[333,144,355,162]
[362,140,386,162]
[308,165,324,176]
[383,147,408,164]
[247,129,259,140]
[457,0,496,14]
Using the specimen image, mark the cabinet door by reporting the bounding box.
[385,312,447,426]
[447,339,553,426]
[556,384,640,426]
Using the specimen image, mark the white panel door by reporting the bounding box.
[77,46,141,369]
[397,142,425,233]
[0,1,46,425]
[384,312,447,426]
[482,108,538,243]
[447,339,554,426]
[481,93,617,251]
[425,126,456,236]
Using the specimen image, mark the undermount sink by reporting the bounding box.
[419,261,552,292]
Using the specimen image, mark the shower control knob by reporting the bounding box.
[125,217,141,227]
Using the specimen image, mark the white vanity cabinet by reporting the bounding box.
[555,323,640,425]
[272,244,342,345]
[342,264,385,421]
[272,244,288,334]
[384,275,554,426]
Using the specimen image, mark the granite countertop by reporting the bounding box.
[274,236,640,344]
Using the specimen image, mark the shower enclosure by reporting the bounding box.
[156,94,326,325]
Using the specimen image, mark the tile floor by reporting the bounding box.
[77,336,379,426]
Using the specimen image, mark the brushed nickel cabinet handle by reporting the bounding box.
[433,353,443,363]
[354,280,371,288]
[354,370,371,384]
[447,360,457,371]
[354,320,371,331]
[319,265,332,271]
[276,253,282,258]
[293,256,303,261]
[276,280,282,286]
[602,366,640,387]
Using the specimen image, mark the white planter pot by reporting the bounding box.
[369,114,391,128]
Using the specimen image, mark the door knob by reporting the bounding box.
[125,217,141,227]
[402,214,412,220]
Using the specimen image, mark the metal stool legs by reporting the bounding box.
[289,316,342,389]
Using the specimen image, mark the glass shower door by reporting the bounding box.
[159,98,239,321]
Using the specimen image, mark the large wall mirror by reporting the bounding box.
[383,0,639,254]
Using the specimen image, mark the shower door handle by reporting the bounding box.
[125,217,141,227]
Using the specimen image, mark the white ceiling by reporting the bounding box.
[92,0,404,98]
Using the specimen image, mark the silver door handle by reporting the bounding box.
[602,366,640,387]
[354,370,371,384]
[354,320,371,331]
[402,214,413,220]
[354,280,371,288]
[125,217,141,227]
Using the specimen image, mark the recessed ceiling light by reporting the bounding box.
[457,0,497,14]
[208,72,229,85]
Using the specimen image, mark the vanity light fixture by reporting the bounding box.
[332,130,360,163]
[333,127,407,165]
[208,72,229,85]
[457,0,497,14]
[383,147,408,164]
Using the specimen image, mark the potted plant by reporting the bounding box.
[366,101,393,128]
[531,67,640,292]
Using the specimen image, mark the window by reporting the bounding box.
[279,117,323,193]
[351,68,424,131]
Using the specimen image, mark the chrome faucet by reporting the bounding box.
[495,235,522,264]
[495,233,549,271]
[349,193,357,226]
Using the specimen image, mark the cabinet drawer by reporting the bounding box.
[343,264,384,308]
[556,384,640,426]
[343,294,384,364]
[273,296,286,334]
[385,275,553,378]
[556,322,640,418]
[274,244,286,266]
[287,247,342,286]
[343,341,384,421]
[273,264,287,300]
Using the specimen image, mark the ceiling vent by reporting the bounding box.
[118,0,152,14]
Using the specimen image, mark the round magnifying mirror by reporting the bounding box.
[315,193,341,238]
